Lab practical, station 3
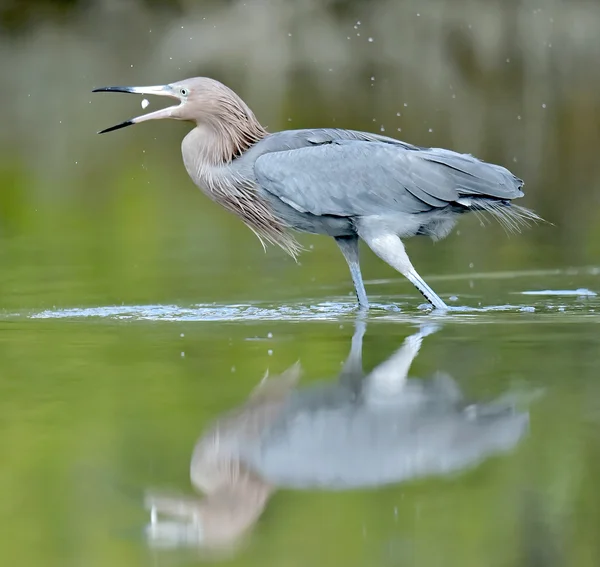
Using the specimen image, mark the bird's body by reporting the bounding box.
[197,126,522,245]
[94,77,541,309]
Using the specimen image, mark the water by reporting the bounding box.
[3,0,600,564]
[2,274,600,565]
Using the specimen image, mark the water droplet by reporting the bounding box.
[380,126,385,132]
[288,32,292,36]
[542,103,546,108]
[231,366,236,372]
[403,103,408,107]
[397,127,402,132]
[268,349,273,356]
[396,112,401,116]
[469,262,474,268]
[428,128,433,132]
[506,58,510,63]
[267,332,273,338]
[368,37,374,42]
[141,98,150,109]
[180,333,185,337]
[370,76,375,81]
[517,115,522,120]
[181,352,185,357]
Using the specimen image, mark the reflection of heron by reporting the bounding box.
[93,77,541,309]
[145,321,529,550]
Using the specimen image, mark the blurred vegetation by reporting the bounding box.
[1,0,600,311]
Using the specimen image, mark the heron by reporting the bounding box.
[93,77,541,310]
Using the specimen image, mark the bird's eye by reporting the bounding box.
[180,87,189,96]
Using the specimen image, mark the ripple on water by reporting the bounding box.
[28,302,376,322]
[26,302,518,323]
[519,288,597,296]
[20,295,598,323]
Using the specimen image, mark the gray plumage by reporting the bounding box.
[236,322,529,489]
[254,130,523,215]
[93,77,542,309]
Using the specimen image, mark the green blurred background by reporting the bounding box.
[1,0,599,310]
[1,1,600,566]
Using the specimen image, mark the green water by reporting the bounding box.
[3,0,600,564]
[2,275,600,566]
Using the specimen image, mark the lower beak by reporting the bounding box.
[92,84,181,133]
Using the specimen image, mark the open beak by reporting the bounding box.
[92,84,182,133]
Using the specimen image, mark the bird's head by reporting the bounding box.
[93,77,263,135]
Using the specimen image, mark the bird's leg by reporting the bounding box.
[335,235,369,309]
[341,317,366,375]
[339,317,367,389]
[359,230,448,310]
[362,326,431,403]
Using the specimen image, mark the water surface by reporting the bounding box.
[2,276,599,566]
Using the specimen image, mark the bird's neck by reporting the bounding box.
[180,119,302,260]
[184,116,267,168]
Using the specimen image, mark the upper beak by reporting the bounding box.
[92,84,182,133]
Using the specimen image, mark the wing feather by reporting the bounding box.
[254,139,523,218]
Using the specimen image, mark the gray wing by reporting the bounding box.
[254,137,524,217]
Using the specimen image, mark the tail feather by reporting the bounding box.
[456,198,546,235]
